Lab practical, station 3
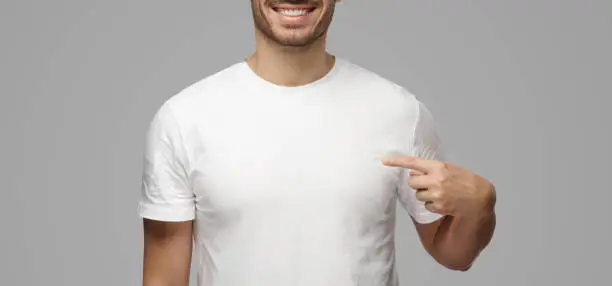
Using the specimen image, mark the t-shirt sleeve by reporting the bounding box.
[138,101,195,222]
[397,100,446,224]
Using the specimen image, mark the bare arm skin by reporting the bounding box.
[414,187,497,271]
[142,219,194,286]
[382,155,497,271]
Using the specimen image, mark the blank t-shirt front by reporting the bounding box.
[138,57,445,286]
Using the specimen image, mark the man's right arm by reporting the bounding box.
[139,101,196,286]
[142,219,193,286]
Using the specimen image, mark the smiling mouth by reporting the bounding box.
[272,7,317,17]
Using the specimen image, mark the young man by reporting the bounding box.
[138,1,497,285]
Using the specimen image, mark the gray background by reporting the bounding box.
[1,0,610,285]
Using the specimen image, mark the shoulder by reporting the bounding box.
[339,58,441,140]
[166,62,244,112]
[338,57,423,116]
[152,61,245,126]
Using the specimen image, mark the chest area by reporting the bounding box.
[188,96,411,213]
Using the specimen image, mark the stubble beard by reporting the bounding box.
[250,0,336,48]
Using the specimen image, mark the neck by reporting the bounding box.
[246,31,335,87]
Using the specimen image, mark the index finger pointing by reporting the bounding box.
[381,155,438,173]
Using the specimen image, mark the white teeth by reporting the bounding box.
[277,8,310,17]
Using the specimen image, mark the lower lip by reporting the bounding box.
[271,7,317,24]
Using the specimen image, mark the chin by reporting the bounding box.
[272,30,317,46]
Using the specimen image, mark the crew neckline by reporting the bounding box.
[239,56,343,93]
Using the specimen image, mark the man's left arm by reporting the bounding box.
[425,200,496,271]
[412,165,496,271]
[387,157,497,271]
[384,98,497,271]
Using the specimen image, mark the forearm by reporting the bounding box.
[432,207,496,270]
[143,265,190,286]
[143,250,192,286]
[142,219,193,286]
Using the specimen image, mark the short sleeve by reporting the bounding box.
[138,102,195,222]
[397,100,446,224]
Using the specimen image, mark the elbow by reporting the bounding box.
[443,261,473,272]
[434,255,477,272]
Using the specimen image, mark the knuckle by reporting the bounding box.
[439,178,450,189]
[434,179,445,189]
[438,161,448,171]
[431,190,443,200]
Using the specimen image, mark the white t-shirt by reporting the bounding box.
[138,57,445,286]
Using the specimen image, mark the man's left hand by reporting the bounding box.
[382,155,496,219]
